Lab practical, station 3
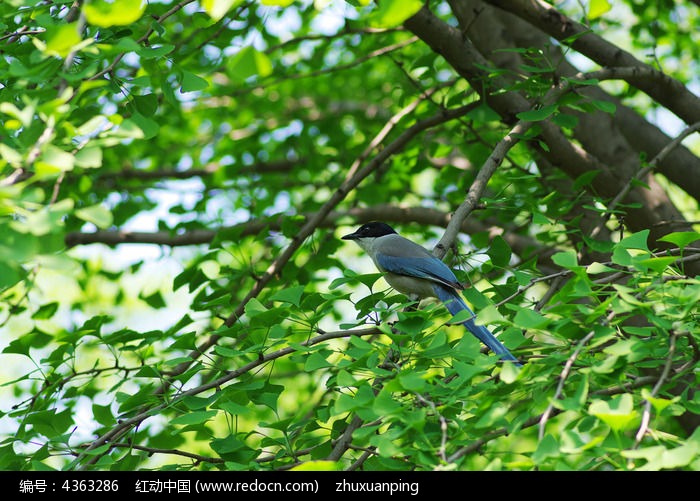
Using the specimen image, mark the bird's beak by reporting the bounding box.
[341,231,359,240]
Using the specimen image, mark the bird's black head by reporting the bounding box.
[342,221,397,240]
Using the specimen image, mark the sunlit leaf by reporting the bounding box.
[74,147,103,168]
[368,0,422,28]
[74,204,113,229]
[290,460,342,471]
[84,0,147,27]
[44,23,82,58]
[589,394,638,431]
[658,231,700,250]
[227,46,273,82]
[617,230,650,251]
[202,0,244,22]
[589,0,612,19]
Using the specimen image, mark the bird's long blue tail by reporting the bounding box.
[433,285,521,366]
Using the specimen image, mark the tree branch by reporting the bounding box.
[435,120,531,258]
[65,204,558,270]
[590,120,700,239]
[482,0,700,125]
[96,158,301,182]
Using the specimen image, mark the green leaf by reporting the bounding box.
[249,383,284,411]
[290,460,342,471]
[180,71,210,93]
[573,170,599,190]
[260,0,295,6]
[32,302,59,320]
[128,113,159,139]
[635,256,677,273]
[0,144,23,167]
[499,361,520,384]
[227,46,273,83]
[170,410,218,426]
[585,262,616,274]
[210,435,249,458]
[244,298,268,317]
[92,403,115,426]
[589,0,611,19]
[140,290,166,309]
[487,235,511,268]
[45,23,82,58]
[0,102,34,128]
[513,308,549,329]
[269,285,305,307]
[0,262,24,289]
[641,388,680,414]
[75,204,113,229]
[372,389,402,415]
[552,249,579,269]
[335,384,374,413]
[611,246,632,266]
[422,330,452,358]
[555,374,589,411]
[590,99,616,114]
[25,409,73,437]
[589,394,638,431]
[368,0,423,28]
[139,44,176,60]
[84,0,147,27]
[622,440,700,471]
[552,112,579,129]
[133,94,158,116]
[617,230,650,251]
[134,365,161,378]
[465,103,501,123]
[36,145,75,174]
[336,370,357,387]
[202,0,244,22]
[304,352,332,371]
[475,303,505,326]
[516,104,558,121]
[657,231,700,250]
[74,147,102,168]
[533,434,559,464]
[397,371,428,392]
[660,442,700,469]
[3,331,51,356]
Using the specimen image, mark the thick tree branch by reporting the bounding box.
[452,0,700,202]
[482,0,700,125]
[590,121,700,239]
[96,159,301,182]
[65,204,559,270]
[404,5,700,275]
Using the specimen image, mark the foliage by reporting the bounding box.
[1,0,699,471]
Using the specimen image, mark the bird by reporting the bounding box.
[341,221,521,365]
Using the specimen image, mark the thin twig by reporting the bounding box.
[538,321,606,441]
[633,331,678,447]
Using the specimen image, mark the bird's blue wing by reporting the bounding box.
[375,252,461,289]
[433,284,521,365]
